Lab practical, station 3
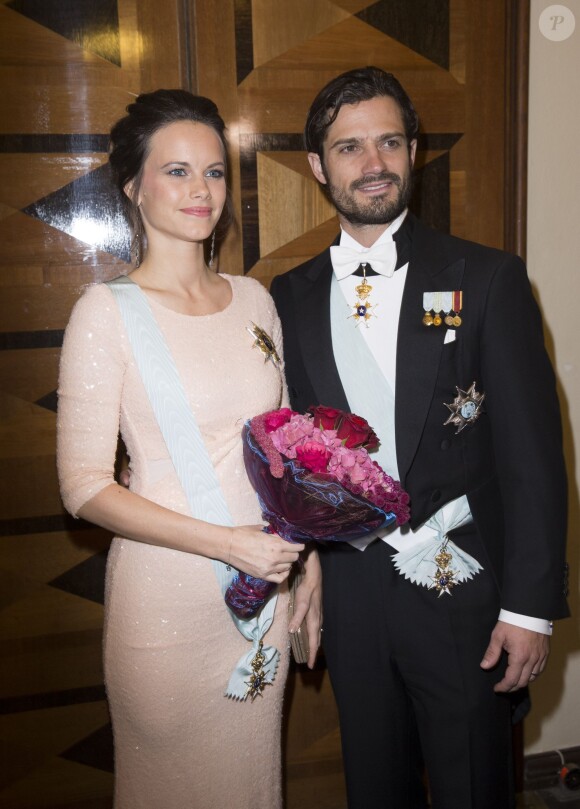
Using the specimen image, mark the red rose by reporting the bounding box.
[308,405,344,431]
[263,408,296,433]
[364,428,380,451]
[295,441,331,474]
[336,413,379,450]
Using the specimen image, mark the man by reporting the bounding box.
[270,67,568,809]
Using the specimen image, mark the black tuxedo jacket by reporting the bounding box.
[270,214,569,621]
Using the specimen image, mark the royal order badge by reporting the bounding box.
[348,265,377,327]
[247,322,280,365]
[244,641,271,701]
[443,381,485,433]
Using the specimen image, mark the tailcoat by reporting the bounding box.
[270,214,568,809]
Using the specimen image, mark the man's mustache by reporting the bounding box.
[350,171,401,191]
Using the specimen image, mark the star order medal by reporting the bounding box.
[244,640,271,701]
[443,381,485,433]
[430,539,459,596]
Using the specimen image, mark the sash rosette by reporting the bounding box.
[225,406,411,618]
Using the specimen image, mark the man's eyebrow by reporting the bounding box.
[328,136,363,150]
[328,132,407,150]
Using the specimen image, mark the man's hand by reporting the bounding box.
[480,620,550,692]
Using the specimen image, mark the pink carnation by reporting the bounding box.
[263,407,296,433]
[295,441,332,473]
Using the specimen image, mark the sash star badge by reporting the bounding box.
[443,381,485,433]
[247,322,280,365]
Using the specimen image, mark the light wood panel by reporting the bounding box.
[0,2,185,806]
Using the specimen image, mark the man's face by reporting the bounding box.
[308,95,417,228]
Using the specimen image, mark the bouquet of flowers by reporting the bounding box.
[225,406,410,618]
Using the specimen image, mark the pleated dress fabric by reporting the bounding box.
[57,274,290,809]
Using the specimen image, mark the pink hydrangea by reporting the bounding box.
[270,414,314,458]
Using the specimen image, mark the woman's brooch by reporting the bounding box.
[247,322,280,366]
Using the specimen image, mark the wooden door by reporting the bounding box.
[0,1,526,806]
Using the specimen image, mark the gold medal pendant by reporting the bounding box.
[451,291,463,327]
[348,265,377,327]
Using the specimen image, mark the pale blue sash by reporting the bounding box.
[330,274,481,588]
[107,275,279,699]
[330,274,399,479]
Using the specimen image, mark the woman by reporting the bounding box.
[57,90,322,809]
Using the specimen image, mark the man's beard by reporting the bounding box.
[324,168,413,226]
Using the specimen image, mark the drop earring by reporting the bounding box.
[132,205,143,268]
[131,234,141,268]
[208,231,216,268]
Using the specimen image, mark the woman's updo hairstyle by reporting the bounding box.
[109,89,234,265]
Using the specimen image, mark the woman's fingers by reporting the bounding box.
[228,525,304,579]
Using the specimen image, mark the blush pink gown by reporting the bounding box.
[57,274,290,809]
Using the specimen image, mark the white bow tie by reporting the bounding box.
[330,241,397,280]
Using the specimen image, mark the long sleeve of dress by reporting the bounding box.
[57,284,127,517]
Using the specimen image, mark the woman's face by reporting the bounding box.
[135,120,227,248]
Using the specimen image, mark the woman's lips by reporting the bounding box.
[180,207,212,216]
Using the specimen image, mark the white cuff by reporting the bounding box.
[498,609,553,635]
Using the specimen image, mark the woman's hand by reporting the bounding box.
[226,525,304,583]
[289,547,323,669]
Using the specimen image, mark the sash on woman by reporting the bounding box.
[107,275,279,699]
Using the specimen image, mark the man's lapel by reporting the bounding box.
[395,220,465,482]
[294,248,350,412]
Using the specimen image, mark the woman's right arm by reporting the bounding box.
[77,484,300,580]
[57,286,301,581]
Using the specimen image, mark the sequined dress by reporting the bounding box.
[57,274,290,809]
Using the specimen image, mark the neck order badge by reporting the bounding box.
[349,263,378,327]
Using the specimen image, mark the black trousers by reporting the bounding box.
[319,528,515,809]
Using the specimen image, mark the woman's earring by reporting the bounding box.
[131,234,141,268]
[208,231,216,268]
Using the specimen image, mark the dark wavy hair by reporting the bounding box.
[109,89,234,264]
[304,66,419,159]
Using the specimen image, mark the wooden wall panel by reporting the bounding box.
[194,0,509,291]
[0,1,186,806]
